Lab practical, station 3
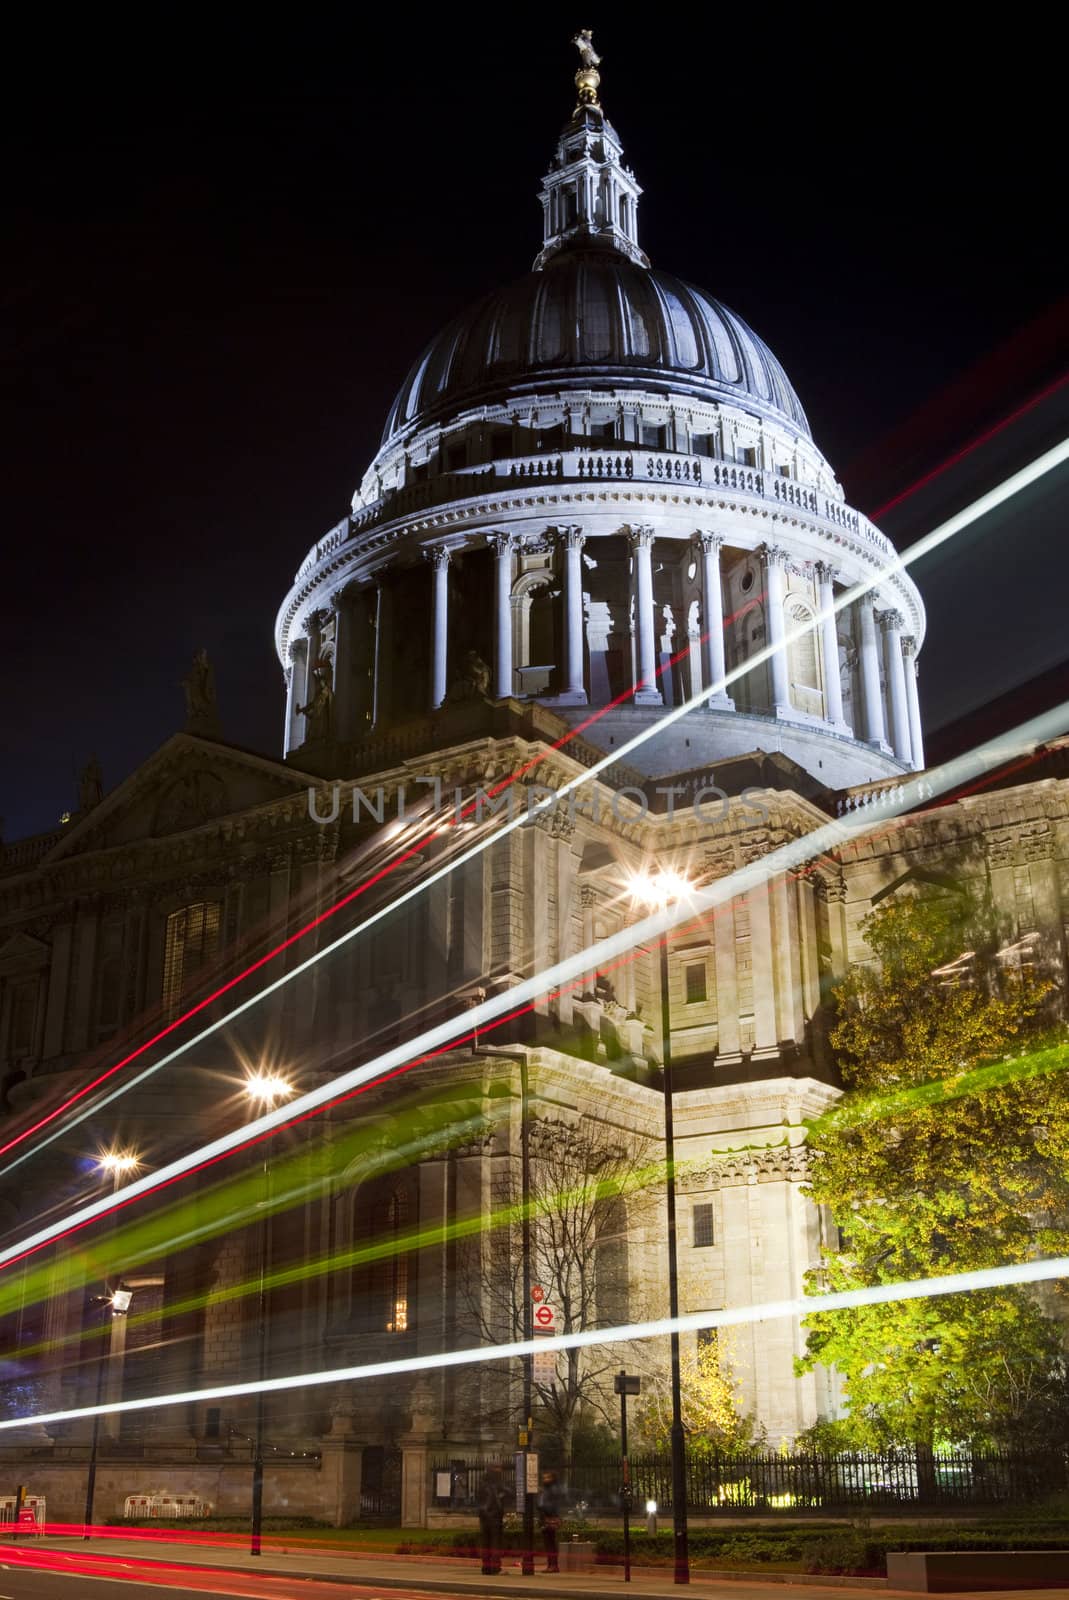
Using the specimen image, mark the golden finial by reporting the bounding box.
[572,29,602,113]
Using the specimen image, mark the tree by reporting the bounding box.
[797,885,1069,1449]
[457,1117,659,1458]
[636,1330,755,1456]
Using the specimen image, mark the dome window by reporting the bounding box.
[641,422,666,449]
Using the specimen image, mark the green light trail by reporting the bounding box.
[806,1031,1069,1136]
[5,1152,669,1368]
[0,1080,501,1323]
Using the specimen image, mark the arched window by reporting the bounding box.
[161,902,220,1019]
[354,1173,418,1337]
[594,1195,629,1327]
[786,600,823,717]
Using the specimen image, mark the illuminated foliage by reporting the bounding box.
[636,1331,753,1455]
[798,887,1069,1448]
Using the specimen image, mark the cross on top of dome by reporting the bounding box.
[571,29,602,112]
[534,31,649,272]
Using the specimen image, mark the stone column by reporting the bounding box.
[902,636,925,770]
[488,533,517,699]
[879,609,912,764]
[814,562,847,731]
[555,524,588,704]
[368,575,397,729]
[749,885,779,1056]
[697,532,733,708]
[760,544,790,715]
[629,525,662,705]
[285,637,308,755]
[424,545,450,710]
[856,595,890,750]
[330,587,356,742]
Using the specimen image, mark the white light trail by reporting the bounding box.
[2,1255,1065,1432]
[2,439,1065,1183]
[2,696,1067,1273]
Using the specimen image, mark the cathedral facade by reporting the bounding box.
[1,49,1067,1524]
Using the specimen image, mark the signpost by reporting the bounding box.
[532,1300,556,1385]
[614,1371,641,1584]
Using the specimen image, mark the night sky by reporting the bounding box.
[4,11,1067,841]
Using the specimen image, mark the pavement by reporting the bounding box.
[2,1537,1066,1600]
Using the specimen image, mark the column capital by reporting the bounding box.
[288,636,308,665]
[901,634,918,658]
[695,530,725,556]
[814,560,838,584]
[305,608,326,635]
[876,607,905,634]
[759,542,788,569]
[329,582,359,614]
[627,523,655,550]
[553,523,586,551]
[487,531,520,556]
[422,543,451,570]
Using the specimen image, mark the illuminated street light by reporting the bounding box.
[85,1148,142,1538]
[627,869,696,913]
[243,1072,294,1107]
[96,1151,140,1182]
[628,864,694,1585]
[241,1067,293,1557]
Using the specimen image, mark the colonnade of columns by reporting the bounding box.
[286,528,924,771]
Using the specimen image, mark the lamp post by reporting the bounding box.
[614,1370,641,1583]
[629,871,692,1585]
[84,1152,139,1539]
[242,1072,294,1558]
[519,1053,535,1577]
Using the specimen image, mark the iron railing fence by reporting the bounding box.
[431,1447,1069,1515]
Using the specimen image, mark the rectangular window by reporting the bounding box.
[693,1203,715,1248]
[737,445,757,467]
[446,442,467,472]
[1014,866,1036,933]
[697,1325,720,1355]
[777,463,791,477]
[691,432,717,458]
[642,423,667,449]
[490,428,513,460]
[162,902,220,1019]
[684,961,707,1004]
[9,982,38,1057]
[589,420,615,442]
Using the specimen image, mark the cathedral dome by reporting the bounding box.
[382,250,811,447]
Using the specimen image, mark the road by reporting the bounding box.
[0,1545,448,1600]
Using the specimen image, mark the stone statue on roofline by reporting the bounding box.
[78,754,104,812]
[182,648,222,737]
[445,650,492,704]
[298,659,335,742]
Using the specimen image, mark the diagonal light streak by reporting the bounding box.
[4,1152,670,1365]
[3,1255,1065,1431]
[2,694,1067,1276]
[5,440,1065,1190]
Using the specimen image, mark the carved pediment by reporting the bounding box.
[42,735,314,863]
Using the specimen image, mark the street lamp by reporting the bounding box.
[242,1071,294,1557]
[628,869,692,1586]
[84,1152,140,1539]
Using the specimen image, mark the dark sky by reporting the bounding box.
[3,10,1067,841]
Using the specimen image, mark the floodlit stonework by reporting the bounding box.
[1,57,1066,1526]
